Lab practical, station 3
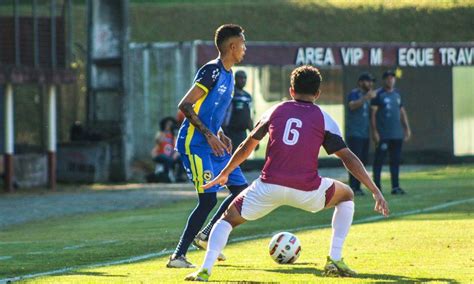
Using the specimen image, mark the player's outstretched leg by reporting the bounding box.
[185,204,246,281]
[323,180,357,277]
[167,193,217,268]
[193,184,247,261]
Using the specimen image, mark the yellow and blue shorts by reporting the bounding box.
[181,151,247,193]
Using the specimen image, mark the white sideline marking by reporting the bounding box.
[26,251,54,255]
[24,240,119,256]
[0,256,12,261]
[232,197,474,242]
[63,244,86,250]
[62,240,118,251]
[1,198,473,283]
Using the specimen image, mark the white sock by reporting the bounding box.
[201,219,233,274]
[329,200,354,261]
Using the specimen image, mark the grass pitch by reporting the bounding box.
[1,165,473,283]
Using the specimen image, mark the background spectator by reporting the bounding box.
[223,70,254,151]
[371,70,412,195]
[150,117,185,183]
[345,72,376,196]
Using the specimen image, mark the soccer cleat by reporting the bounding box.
[323,256,357,277]
[391,187,406,195]
[192,232,208,250]
[184,268,210,282]
[193,233,226,261]
[166,255,196,268]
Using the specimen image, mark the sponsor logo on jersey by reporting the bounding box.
[218,84,227,95]
[211,69,220,80]
[203,170,213,181]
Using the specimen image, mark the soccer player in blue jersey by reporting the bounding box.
[167,24,249,268]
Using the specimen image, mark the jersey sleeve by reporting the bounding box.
[250,105,277,140]
[370,89,383,107]
[398,91,404,108]
[347,90,359,102]
[322,111,347,155]
[194,64,220,93]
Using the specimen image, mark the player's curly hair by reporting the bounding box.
[290,65,322,95]
[215,24,244,53]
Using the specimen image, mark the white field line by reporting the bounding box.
[62,240,118,251]
[1,198,473,284]
[231,197,474,242]
[63,244,87,250]
[25,240,119,255]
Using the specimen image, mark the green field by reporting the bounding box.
[1,165,473,283]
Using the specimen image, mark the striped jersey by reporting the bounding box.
[176,58,235,154]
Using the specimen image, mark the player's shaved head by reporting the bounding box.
[215,24,244,53]
[235,70,246,78]
[290,65,322,95]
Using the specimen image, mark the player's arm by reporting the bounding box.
[202,116,270,189]
[348,90,376,111]
[370,92,380,144]
[218,127,233,153]
[178,65,228,156]
[178,86,209,135]
[370,105,379,144]
[400,106,411,141]
[335,148,389,216]
[322,110,388,216]
[202,136,259,189]
[178,87,228,156]
[334,148,380,196]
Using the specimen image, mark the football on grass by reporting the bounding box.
[268,232,301,264]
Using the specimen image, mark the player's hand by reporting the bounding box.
[206,134,228,156]
[364,90,377,100]
[202,173,229,190]
[218,132,232,154]
[372,131,380,145]
[372,192,389,217]
[404,129,412,142]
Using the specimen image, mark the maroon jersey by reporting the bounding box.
[251,100,346,191]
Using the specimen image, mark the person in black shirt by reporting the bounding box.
[223,70,254,151]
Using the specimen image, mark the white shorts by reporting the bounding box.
[232,177,335,221]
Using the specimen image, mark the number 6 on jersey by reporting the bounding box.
[283,118,302,145]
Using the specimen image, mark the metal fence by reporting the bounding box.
[128,41,197,160]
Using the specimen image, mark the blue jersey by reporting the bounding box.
[371,88,404,139]
[346,88,370,138]
[176,59,235,154]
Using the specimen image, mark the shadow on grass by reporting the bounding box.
[63,271,128,278]
[216,264,459,283]
[213,281,278,284]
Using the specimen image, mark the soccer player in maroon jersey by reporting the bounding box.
[185,65,389,281]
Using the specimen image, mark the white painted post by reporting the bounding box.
[47,85,57,190]
[143,47,150,139]
[4,84,14,192]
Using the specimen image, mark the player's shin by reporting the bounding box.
[201,219,233,273]
[329,201,354,261]
[200,184,247,238]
